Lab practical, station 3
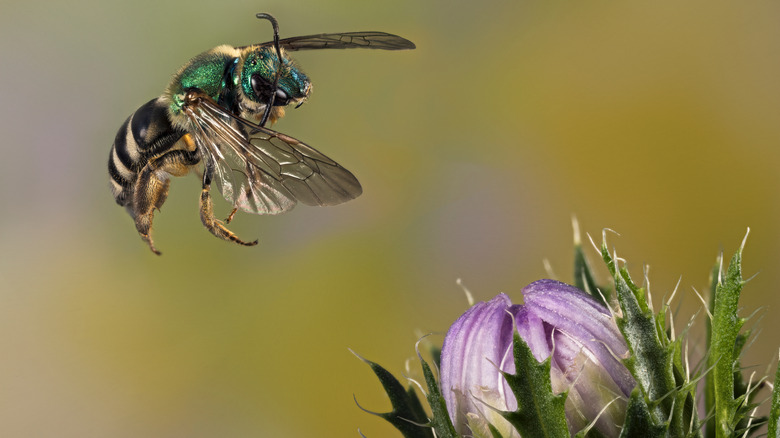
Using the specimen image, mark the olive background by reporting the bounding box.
[1,1,779,436]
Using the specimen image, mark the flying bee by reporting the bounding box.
[108,13,415,255]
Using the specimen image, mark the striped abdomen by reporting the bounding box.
[108,98,188,208]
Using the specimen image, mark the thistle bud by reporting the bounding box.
[440,279,635,436]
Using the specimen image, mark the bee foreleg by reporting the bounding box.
[132,150,198,255]
[199,184,258,247]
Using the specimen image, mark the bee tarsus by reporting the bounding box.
[199,186,259,247]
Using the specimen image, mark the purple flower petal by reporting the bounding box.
[440,280,636,437]
[440,293,514,434]
[521,279,634,396]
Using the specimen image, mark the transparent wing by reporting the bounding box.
[238,32,415,51]
[182,91,362,216]
[279,32,415,51]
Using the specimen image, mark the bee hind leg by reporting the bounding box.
[134,182,168,255]
[199,184,258,247]
[133,150,198,255]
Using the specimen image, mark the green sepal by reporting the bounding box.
[356,354,434,438]
[707,245,748,438]
[419,356,459,438]
[574,237,608,306]
[487,423,504,438]
[429,345,442,371]
[500,330,569,438]
[769,356,780,438]
[572,423,608,438]
[618,387,667,438]
[600,238,690,436]
[659,284,702,435]
[732,330,765,437]
[705,258,720,438]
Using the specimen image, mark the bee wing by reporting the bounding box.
[183,93,362,215]
[239,32,415,51]
[278,32,415,51]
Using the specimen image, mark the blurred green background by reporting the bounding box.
[1,0,779,436]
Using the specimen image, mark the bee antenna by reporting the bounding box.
[255,13,282,127]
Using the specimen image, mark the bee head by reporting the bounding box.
[240,47,311,109]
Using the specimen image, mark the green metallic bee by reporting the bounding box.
[108,13,415,254]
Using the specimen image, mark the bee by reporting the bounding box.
[108,13,415,255]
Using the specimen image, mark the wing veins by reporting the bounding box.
[183,91,362,214]
[237,31,415,51]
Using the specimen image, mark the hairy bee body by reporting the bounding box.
[110,41,301,210]
[108,98,190,210]
[107,13,415,255]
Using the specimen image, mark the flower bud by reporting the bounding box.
[440,279,635,436]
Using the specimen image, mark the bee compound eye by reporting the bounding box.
[250,73,274,100]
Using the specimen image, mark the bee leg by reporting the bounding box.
[199,184,258,247]
[225,207,238,224]
[133,150,198,255]
[133,168,167,255]
[154,180,172,210]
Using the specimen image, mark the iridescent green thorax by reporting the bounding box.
[166,45,240,115]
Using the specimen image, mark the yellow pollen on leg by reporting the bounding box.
[182,133,197,151]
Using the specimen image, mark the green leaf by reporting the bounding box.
[354,352,434,438]
[501,331,569,438]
